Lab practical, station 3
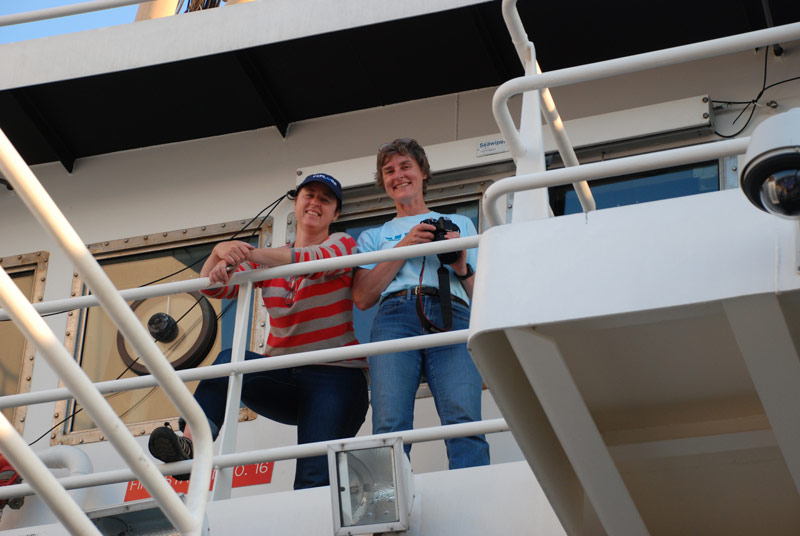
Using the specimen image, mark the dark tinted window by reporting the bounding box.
[550,161,719,216]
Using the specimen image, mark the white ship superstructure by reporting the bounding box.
[1,1,800,534]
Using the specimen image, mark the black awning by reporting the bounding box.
[1,0,798,170]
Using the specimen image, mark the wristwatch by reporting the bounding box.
[454,263,475,281]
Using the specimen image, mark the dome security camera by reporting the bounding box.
[740,108,800,218]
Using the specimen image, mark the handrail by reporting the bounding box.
[211,281,254,500]
[483,137,749,227]
[0,235,480,322]
[0,233,480,510]
[500,0,529,65]
[0,0,153,28]
[0,128,210,535]
[0,389,100,534]
[0,331,469,410]
[0,419,510,501]
[492,21,800,177]
[0,214,479,511]
[500,0,595,213]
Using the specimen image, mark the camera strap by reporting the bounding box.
[415,257,454,333]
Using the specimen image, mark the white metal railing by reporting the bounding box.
[0,331,468,410]
[0,128,211,535]
[0,0,153,28]
[211,278,253,500]
[494,21,800,110]
[483,137,750,227]
[500,0,594,213]
[0,235,479,323]
[0,245,478,403]
[0,241,496,501]
[0,231,483,506]
[0,419,510,502]
[491,16,800,224]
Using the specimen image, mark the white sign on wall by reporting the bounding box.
[476,139,509,157]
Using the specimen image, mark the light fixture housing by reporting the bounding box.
[740,108,800,218]
[328,437,414,536]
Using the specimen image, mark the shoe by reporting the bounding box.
[148,425,193,481]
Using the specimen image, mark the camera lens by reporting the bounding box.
[760,168,800,219]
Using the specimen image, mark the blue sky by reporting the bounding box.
[0,1,138,45]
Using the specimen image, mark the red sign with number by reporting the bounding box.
[124,462,274,502]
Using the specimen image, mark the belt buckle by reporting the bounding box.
[412,286,422,296]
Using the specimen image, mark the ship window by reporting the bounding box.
[54,220,270,446]
[549,160,721,217]
[0,251,49,434]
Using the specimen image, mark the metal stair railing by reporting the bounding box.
[0,236,480,505]
[0,418,510,503]
[0,128,212,536]
[0,241,505,502]
[0,235,479,324]
[2,252,503,501]
[500,0,595,214]
[0,331,468,411]
[491,2,800,226]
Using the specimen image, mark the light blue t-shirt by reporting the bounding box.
[357,211,478,304]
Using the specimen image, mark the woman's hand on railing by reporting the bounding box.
[200,241,254,283]
[213,241,254,267]
[208,260,234,285]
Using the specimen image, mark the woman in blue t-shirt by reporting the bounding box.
[352,138,489,469]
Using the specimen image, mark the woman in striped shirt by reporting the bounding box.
[148,173,367,490]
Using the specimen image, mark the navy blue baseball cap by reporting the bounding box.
[296,173,343,207]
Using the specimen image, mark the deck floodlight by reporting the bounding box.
[740,108,800,218]
[328,437,414,536]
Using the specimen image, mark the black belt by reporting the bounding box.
[381,286,468,309]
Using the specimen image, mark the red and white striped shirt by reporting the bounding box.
[202,233,365,368]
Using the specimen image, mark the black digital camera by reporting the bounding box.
[420,217,460,264]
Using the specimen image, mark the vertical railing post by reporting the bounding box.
[509,41,549,223]
[498,0,595,220]
[211,281,254,501]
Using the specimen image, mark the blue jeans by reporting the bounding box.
[186,349,368,489]
[368,293,490,469]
